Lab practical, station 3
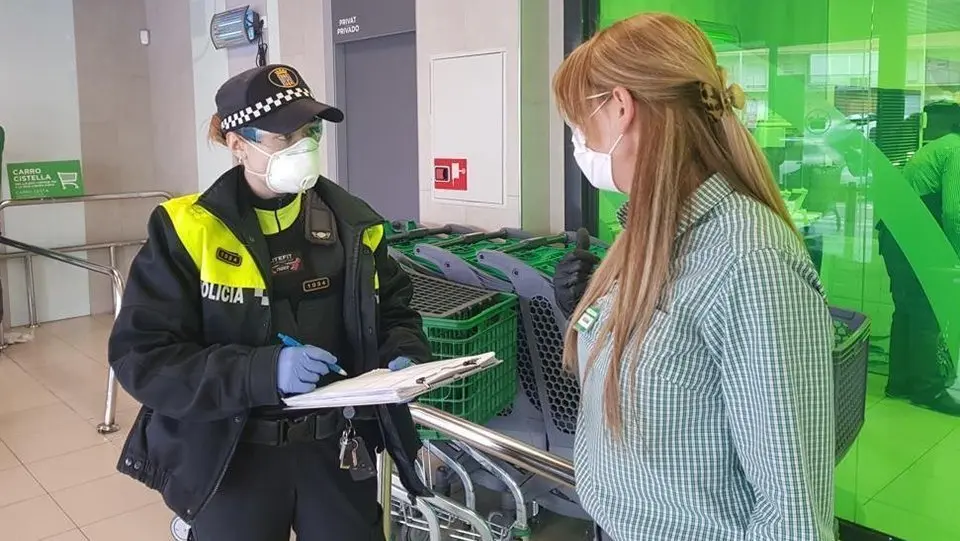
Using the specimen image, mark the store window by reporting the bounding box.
[595,1,960,539]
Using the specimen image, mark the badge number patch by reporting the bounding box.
[303,277,330,293]
[574,306,600,333]
[216,248,242,267]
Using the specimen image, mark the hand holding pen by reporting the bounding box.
[275,333,349,396]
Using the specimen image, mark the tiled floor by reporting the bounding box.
[836,373,960,541]
[5,315,960,541]
[0,316,168,541]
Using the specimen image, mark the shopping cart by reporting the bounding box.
[57,171,81,190]
[415,230,609,291]
[405,231,608,520]
[391,442,534,541]
[413,228,533,291]
[386,222,479,277]
[415,230,608,452]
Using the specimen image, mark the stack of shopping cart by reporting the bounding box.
[383,220,872,540]
[386,224,613,528]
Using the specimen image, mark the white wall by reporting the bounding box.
[414,0,565,232]
[520,0,566,234]
[191,0,233,192]
[1,0,90,326]
[415,0,522,230]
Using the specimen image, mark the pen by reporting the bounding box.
[277,333,349,377]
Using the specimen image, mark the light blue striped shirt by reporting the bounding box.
[575,175,836,540]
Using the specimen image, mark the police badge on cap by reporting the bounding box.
[268,67,300,88]
[216,64,344,135]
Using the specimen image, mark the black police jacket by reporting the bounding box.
[108,167,432,521]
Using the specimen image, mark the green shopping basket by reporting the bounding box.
[407,271,518,440]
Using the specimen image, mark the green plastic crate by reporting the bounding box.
[407,272,518,440]
[499,238,608,277]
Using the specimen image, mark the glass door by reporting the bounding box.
[593,1,960,538]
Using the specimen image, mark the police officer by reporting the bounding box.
[108,64,431,540]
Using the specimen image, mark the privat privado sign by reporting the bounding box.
[337,15,360,36]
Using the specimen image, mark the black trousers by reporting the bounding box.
[879,228,946,399]
[190,438,384,541]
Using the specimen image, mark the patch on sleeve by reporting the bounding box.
[574,306,600,333]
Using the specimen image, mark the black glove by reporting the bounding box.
[616,201,629,228]
[553,228,601,320]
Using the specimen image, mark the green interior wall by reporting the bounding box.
[593,1,960,539]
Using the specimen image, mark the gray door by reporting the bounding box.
[337,31,419,221]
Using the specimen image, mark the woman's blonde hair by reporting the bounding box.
[555,12,795,435]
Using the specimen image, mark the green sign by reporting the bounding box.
[6,160,84,200]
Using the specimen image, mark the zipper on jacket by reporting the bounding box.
[351,221,381,369]
[353,235,366,363]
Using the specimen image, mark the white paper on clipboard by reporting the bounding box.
[282,352,499,409]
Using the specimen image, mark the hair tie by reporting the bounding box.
[698,81,746,121]
[726,83,746,111]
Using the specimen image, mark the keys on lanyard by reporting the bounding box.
[338,427,358,470]
[338,406,377,481]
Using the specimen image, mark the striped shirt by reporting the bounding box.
[574,175,836,541]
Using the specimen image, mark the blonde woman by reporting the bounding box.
[555,13,836,541]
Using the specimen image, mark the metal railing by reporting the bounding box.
[0,191,174,434]
[0,191,174,214]
[0,236,125,434]
[0,239,145,329]
[0,191,171,327]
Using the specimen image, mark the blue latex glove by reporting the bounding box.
[276,346,341,396]
[388,356,414,371]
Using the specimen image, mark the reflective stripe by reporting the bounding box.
[362,224,384,291]
[161,195,266,290]
[254,193,302,235]
[361,223,384,251]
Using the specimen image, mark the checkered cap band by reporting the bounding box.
[220,88,313,132]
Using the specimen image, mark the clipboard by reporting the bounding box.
[282,352,500,409]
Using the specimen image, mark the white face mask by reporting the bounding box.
[571,94,625,193]
[245,137,322,194]
[572,129,624,193]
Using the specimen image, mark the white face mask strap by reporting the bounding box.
[609,133,624,155]
[587,92,612,118]
[245,139,273,158]
[239,139,272,178]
